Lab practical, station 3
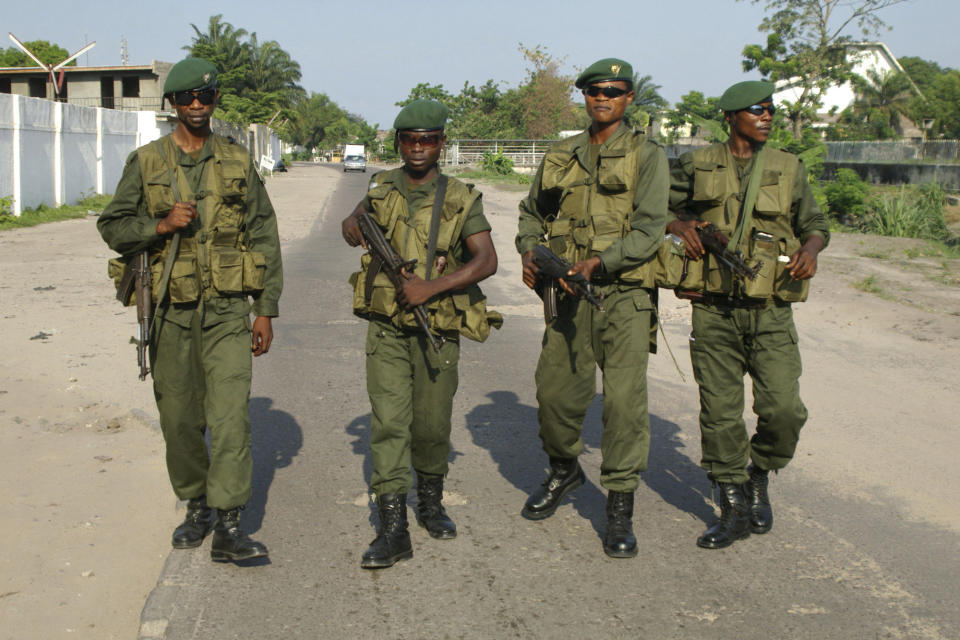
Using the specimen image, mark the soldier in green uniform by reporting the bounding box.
[341,99,500,569]
[98,58,282,563]
[515,58,668,558]
[666,80,828,549]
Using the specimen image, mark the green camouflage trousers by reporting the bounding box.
[365,319,460,496]
[690,301,808,484]
[534,286,654,492]
[151,313,253,509]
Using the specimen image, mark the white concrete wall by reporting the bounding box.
[0,93,281,215]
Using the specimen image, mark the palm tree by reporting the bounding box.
[850,68,916,138]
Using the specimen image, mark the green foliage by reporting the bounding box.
[853,275,884,295]
[0,193,112,230]
[0,40,75,67]
[864,183,949,241]
[823,168,870,219]
[738,0,908,138]
[283,91,378,151]
[663,91,725,141]
[625,74,668,131]
[481,151,515,175]
[827,69,915,140]
[185,15,304,127]
[396,44,582,140]
[899,56,960,139]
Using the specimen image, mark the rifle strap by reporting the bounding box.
[728,145,766,254]
[424,173,448,281]
[152,139,183,319]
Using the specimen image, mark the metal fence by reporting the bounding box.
[442,139,561,167]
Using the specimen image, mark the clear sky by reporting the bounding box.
[6,0,955,128]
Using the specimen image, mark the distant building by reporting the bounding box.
[0,60,174,112]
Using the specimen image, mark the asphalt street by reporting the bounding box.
[138,164,958,640]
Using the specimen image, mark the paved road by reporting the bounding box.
[139,164,958,640]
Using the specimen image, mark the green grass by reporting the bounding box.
[451,168,531,186]
[0,194,112,230]
[860,250,889,259]
[853,275,885,295]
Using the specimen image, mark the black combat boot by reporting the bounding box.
[521,457,585,520]
[415,474,457,540]
[603,491,638,558]
[747,465,773,534]
[697,482,751,549]
[361,493,413,569]
[172,496,213,549]
[210,507,269,562]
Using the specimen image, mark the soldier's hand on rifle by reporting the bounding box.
[398,268,437,308]
[666,219,705,259]
[558,257,602,296]
[251,316,273,356]
[341,203,367,248]
[521,250,540,290]
[156,201,198,235]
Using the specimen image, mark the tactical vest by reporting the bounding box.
[660,143,809,302]
[349,170,503,342]
[128,135,265,305]
[539,128,658,284]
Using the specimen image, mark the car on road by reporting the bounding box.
[343,155,366,172]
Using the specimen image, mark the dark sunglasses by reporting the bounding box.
[583,86,629,99]
[743,104,775,116]
[172,88,217,106]
[397,132,442,148]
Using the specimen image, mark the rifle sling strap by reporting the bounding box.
[153,139,183,319]
[424,174,448,281]
[728,145,766,254]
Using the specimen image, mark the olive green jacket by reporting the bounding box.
[516,124,668,279]
[98,134,282,327]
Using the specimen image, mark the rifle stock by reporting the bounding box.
[356,212,443,353]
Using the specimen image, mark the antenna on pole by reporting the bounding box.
[7,32,96,97]
[120,36,129,66]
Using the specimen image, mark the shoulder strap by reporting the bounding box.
[153,139,182,318]
[729,145,766,253]
[424,173,449,282]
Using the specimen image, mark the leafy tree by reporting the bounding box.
[739,0,910,138]
[625,73,668,130]
[828,68,914,139]
[663,91,725,141]
[515,44,579,139]
[0,40,76,67]
[899,57,960,139]
[184,15,304,126]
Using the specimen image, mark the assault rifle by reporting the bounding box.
[356,211,443,353]
[532,245,604,321]
[116,251,152,380]
[694,222,762,280]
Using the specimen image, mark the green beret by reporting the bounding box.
[393,99,449,131]
[717,80,776,111]
[575,58,633,89]
[163,58,218,94]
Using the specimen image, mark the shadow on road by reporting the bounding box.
[246,397,303,533]
[464,390,714,539]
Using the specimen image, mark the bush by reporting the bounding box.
[823,168,869,221]
[0,195,14,222]
[864,183,948,241]
[481,151,514,176]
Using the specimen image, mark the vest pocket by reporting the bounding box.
[212,248,244,294]
[597,153,629,192]
[143,170,175,217]
[741,229,778,299]
[153,253,200,304]
[773,237,809,302]
[692,163,726,205]
[704,254,733,294]
[755,170,785,215]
